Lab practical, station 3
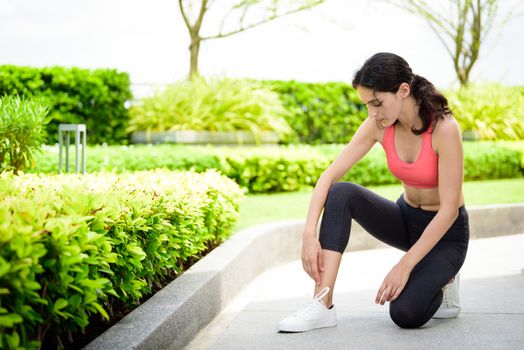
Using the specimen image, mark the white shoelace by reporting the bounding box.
[290,286,330,319]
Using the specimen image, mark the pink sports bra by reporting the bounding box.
[381,123,439,189]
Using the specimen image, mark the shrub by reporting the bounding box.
[447,82,524,140]
[0,95,51,174]
[128,77,295,145]
[0,169,244,349]
[27,142,524,193]
[463,141,524,179]
[261,80,367,144]
[0,65,132,145]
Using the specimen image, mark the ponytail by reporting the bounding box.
[410,74,452,135]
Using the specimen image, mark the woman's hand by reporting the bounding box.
[375,261,413,305]
[301,234,324,286]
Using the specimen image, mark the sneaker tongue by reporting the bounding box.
[318,299,327,308]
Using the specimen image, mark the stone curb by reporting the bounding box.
[84,203,524,350]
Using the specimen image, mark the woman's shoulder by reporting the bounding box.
[432,114,462,149]
[433,113,460,135]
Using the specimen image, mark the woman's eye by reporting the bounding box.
[373,102,382,107]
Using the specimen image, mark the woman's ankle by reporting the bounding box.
[323,298,333,308]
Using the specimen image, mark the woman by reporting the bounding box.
[277,52,469,332]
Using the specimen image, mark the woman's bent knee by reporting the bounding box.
[326,182,361,203]
[319,182,361,253]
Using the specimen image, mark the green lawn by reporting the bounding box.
[232,178,524,232]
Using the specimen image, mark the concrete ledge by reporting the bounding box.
[85,203,524,350]
[130,130,279,145]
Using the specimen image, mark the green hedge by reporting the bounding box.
[0,65,132,145]
[260,80,367,144]
[0,169,244,349]
[462,142,524,180]
[26,142,524,194]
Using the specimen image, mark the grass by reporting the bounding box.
[232,178,524,232]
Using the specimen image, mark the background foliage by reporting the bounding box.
[0,95,51,174]
[0,65,132,145]
[261,79,368,144]
[24,142,524,193]
[446,82,524,140]
[127,77,295,144]
[1,66,522,145]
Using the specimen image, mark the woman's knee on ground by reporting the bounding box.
[389,299,428,329]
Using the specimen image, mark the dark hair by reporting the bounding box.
[352,52,451,134]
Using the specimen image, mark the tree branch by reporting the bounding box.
[201,1,323,40]
[238,3,251,31]
[194,0,209,34]
[179,0,192,32]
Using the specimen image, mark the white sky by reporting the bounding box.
[1,0,523,98]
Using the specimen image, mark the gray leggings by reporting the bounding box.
[318,182,469,328]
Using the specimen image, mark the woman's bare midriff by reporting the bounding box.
[402,184,465,212]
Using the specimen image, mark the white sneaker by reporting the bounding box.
[433,273,461,319]
[276,286,337,332]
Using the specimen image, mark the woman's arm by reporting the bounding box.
[303,117,379,237]
[376,117,464,304]
[302,117,378,286]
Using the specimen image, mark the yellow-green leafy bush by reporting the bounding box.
[0,169,244,349]
[447,83,524,140]
[128,77,295,145]
[0,95,50,174]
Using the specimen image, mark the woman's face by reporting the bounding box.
[356,85,402,127]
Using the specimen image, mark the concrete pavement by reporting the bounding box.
[185,233,524,350]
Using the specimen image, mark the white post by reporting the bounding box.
[59,128,63,173]
[82,127,86,173]
[58,124,87,174]
[65,132,70,172]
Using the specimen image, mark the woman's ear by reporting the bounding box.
[397,82,411,98]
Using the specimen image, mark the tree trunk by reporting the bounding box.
[457,67,468,87]
[189,34,201,78]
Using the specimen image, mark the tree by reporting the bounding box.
[178,0,325,78]
[386,0,500,86]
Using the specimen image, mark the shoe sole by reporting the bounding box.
[277,319,337,333]
[433,309,461,319]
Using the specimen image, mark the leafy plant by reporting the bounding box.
[447,82,524,140]
[0,95,51,174]
[261,80,367,144]
[127,76,295,145]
